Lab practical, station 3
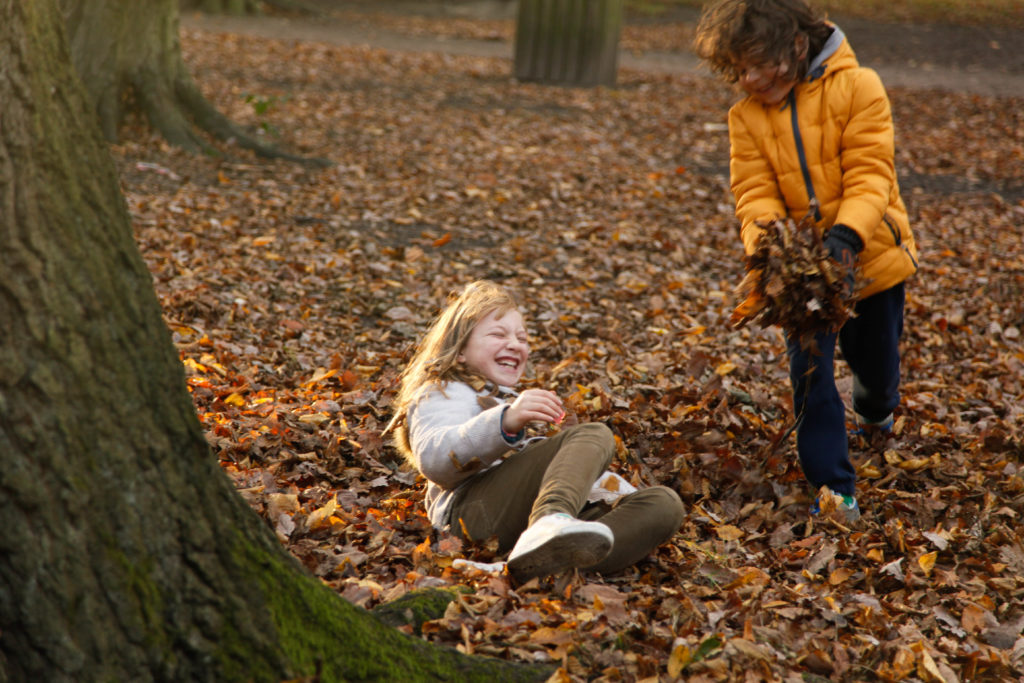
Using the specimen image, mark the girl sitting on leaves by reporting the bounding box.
[387,280,684,584]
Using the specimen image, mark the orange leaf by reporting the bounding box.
[715,361,737,376]
[829,567,855,585]
[730,291,765,326]
[917,551,937,576]
[223,392,246,407]
[303,367,338,387]
[412,538,432,566]
[668,642,691,678]
[306,498,338,530]
[715,524,745,542]
[432,232,452,247]
[723,567,770,591]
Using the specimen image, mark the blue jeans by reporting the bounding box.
[787,283,905,496]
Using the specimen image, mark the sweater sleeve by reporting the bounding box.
[406,382,514,490]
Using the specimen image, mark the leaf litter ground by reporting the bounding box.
[116,17,1024,682]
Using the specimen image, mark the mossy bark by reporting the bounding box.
[0,1,545,680]
[373,586,473,634]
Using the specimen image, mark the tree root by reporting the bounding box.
[176,75,333,166]
[130,70,332,168]
[69,0,332,168]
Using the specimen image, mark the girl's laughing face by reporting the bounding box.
[458,308,529,387]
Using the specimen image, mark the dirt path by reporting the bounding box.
[182,4,1024,97]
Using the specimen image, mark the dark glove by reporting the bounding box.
[823,224,863,294]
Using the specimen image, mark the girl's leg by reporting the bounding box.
[840,283,905,423]
[448,422,613,553]
[787,331,856,496]
[579,486,684,574]
[528,422,615,525]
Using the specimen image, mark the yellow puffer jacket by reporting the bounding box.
[729,26,918,299]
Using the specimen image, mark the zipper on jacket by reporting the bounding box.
[787,90,822,221]
[904,245,918,271]
[881,213,918,272]
[882,213,901,245]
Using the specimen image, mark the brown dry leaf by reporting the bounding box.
[306,497,338,531]
[529,626,575,647]
[961,603,992,634]
[731,216,858,348]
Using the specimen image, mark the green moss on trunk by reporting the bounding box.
[223,527,550,682]
[372,586,472,634]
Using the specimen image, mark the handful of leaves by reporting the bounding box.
[730,216,860,350]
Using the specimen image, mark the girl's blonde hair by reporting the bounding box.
[693,0,832,85]
[388,280,521,460]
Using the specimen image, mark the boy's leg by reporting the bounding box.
[578,486,684,574]
[840,283,905,423]
[787,331,857,497]
[448,423,613,552]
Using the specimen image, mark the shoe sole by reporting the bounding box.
[507,530,612,583]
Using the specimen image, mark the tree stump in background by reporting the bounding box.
[514,0,623,87]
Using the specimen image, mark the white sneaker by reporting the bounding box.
[506,513,613,583]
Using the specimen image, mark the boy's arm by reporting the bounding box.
[407,383,513,489]
[729,107,788,255]
[834,68,897,246]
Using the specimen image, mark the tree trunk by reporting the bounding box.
[514,0,623,87]
[59,0,326,163]
[0,2,543,681]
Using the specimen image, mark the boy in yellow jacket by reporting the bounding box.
[694,0,919,521]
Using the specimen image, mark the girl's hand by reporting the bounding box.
[503,389,564,435]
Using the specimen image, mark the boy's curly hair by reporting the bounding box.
[693,0,833,85]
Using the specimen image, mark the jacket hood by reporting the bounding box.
[805,25,856,83]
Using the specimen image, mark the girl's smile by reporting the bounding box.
[458,308,529,387]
